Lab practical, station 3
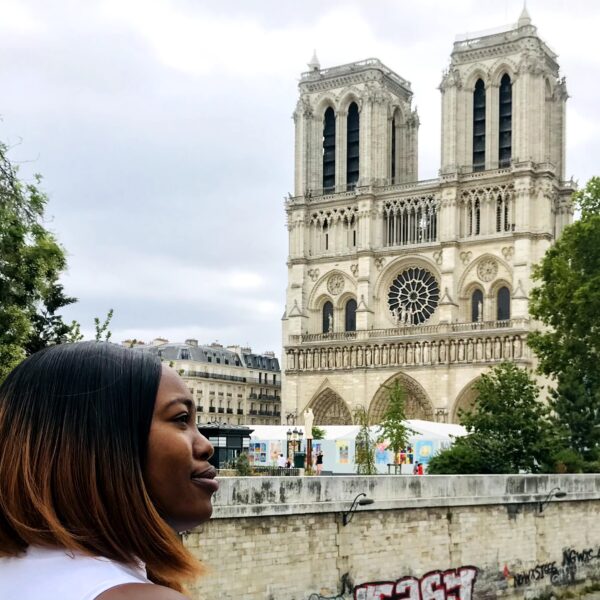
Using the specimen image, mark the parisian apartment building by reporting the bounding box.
[126,339,281,426]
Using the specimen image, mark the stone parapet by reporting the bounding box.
[210,474,600,519]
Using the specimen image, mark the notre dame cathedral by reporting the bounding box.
[281,8,574,426]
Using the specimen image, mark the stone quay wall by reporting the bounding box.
[184,475,600,600]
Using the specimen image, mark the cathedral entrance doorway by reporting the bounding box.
[450,380,479,424]
[309,388,353,425]
[369,373,433,423]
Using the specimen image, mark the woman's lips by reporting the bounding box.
[191,477,219,493]
[191,466,219,493]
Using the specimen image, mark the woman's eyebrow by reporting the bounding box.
[164,398,193,409]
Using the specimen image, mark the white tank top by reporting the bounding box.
[0,545,151,600]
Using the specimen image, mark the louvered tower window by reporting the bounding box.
[322,301,334,333]
[323,107,336,192]
[346,102,360,188]
[499,74,512,167]
[473,79,486,172]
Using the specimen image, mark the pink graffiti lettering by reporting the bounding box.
[354,567,478,600]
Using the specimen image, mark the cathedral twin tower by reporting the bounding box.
[282,9,574,425]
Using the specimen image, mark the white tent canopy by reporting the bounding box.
[249,421,466,443]
[247,421,467,474]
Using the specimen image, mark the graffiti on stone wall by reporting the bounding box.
[353,566,478,600]
[510,546,600,588]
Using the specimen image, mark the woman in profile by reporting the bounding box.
[0,341,218,599]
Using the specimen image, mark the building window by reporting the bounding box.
[497,287,511,321]
[496,195,511,232]
[499,74,512,167]
[322,301,333,333]
[345,298,357,332]
[391,116,396,183]
[346,102,359,188]
[323,107,336,191]
[471,289,484,322]
[468,198,481,236]
[473,78,486,172]
[383,196,438,247]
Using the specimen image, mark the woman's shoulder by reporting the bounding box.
[97,584,188,599]
[0,545,151,600]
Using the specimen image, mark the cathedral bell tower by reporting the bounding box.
[440,7,568,178]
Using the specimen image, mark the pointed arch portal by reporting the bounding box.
[309,388,353,425]
[451,381,479,424]
[369,373,433,423]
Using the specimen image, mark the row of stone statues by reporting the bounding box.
[287,334,526,371]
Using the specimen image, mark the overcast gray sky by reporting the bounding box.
[1,0,598,357]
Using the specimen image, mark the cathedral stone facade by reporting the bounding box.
[282,10,574,426]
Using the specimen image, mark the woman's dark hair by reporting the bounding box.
[0,341,201,591]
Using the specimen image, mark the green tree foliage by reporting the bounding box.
[94,309,114,341]
[235,452,251,476]
[354,406,376,475]
[0,142,76,381]
[377,380,413,463]
[427,362,551,474]
[529,177,600,463]
[311,426,326,440]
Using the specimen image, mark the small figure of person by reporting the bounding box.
[277,453,286,468]
[413,461,420,475]
[316,451,324,475]
[417,462,424,476]
[285,457,292,468]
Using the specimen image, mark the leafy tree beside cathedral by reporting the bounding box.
[427,362,552,474]
[378,381,413,464]
[529,177,600,468]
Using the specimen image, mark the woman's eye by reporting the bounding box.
[174,413,190,424]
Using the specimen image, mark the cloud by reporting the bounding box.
[2,0,599,359]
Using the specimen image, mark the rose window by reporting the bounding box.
[387,267,440,325]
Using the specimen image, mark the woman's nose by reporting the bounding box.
[193,431,214,461]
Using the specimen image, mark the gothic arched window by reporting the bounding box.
[346,102,360,188]
[391,115,397,183]
[473,79,486,172]
[497,287,511,321]
[471,289,484,322]
[322,301,334,333]
[468,198,481,236]
[345,298,357,332]
[323,107,336,192]
[499,74,512,167]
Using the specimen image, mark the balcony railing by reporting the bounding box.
[208,406,216,413]
[217,407,224,414]
[196,405,204,412]
[237,409,244,415]
[288,319,529,345]
[226,408,233,414]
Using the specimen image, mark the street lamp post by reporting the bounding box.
[291,428,298,462]
[286,428,292,462]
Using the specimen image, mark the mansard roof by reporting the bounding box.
[137,342,280,371]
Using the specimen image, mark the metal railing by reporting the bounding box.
[288,319,529,345]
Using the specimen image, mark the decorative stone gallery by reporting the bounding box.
[282,9,575,425]
[186,475,600,600]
